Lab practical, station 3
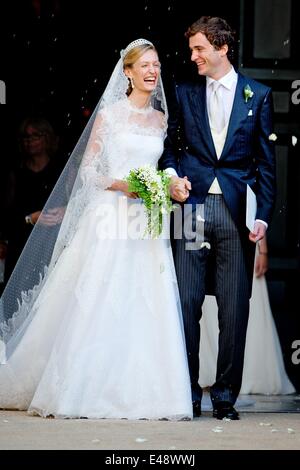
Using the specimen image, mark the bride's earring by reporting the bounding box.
[130,78,135,89]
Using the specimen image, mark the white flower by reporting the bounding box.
[268,133,277,141]
[125,165,172,238]
[244,84,254,103]
[212,426,223,433]
[200,242,211,250]
[287,428,295,434]
[292,136,297,146]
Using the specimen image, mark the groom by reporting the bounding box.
[160,16,276,419]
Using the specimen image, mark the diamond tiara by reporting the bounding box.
[121,38,154,58]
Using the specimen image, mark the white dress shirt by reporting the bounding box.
[207,66,238,193]
[206,66,238,130]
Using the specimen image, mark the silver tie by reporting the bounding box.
[208,81,225,133]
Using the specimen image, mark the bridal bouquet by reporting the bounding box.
[125,165,173,238]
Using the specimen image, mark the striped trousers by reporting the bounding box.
[173,194,250,405]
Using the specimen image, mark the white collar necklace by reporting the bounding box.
[126,98,152,114]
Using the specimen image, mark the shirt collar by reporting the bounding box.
[206,66,238,90]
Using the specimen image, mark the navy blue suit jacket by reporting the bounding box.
[160,72,276,229]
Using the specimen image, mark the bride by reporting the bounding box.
[0,39,193,420]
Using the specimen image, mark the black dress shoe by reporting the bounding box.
[192,401,202,417]
[212,402,239,420]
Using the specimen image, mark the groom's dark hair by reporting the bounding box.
[185,16,236,62]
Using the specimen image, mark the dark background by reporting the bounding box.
[1,0,299,389]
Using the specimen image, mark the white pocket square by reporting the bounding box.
[248,109,253,116]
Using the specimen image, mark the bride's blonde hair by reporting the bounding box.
[123,44,157,96]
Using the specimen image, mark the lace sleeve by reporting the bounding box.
[80,110,114,190]
[161,112,168,138]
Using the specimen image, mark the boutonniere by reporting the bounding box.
[244,84,254,103]
[268,133,277,142]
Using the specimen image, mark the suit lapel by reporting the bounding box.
[220,73,251,159]
[190,80,217,159]
[189,73,253,160]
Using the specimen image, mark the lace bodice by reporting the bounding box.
[80,98,166,190]
[110,131,164,179]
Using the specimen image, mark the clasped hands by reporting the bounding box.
[109,178,190,201]
[169,176,191,202]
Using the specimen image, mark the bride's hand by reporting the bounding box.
[123,190,139,199]
[108,180,139,198]
[118,181,139,198]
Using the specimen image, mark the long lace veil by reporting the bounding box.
[0,38,168,363]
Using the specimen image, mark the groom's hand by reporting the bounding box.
[249,221,267,243]
[169,176,191,202]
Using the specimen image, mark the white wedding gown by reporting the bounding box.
[199,252,295,395]
[0,99,193,420]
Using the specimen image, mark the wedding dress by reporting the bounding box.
[199,249,295,395]
[0,98,193,419]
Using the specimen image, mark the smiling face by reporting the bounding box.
[124,49,161,93]
[189,32,228,80]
